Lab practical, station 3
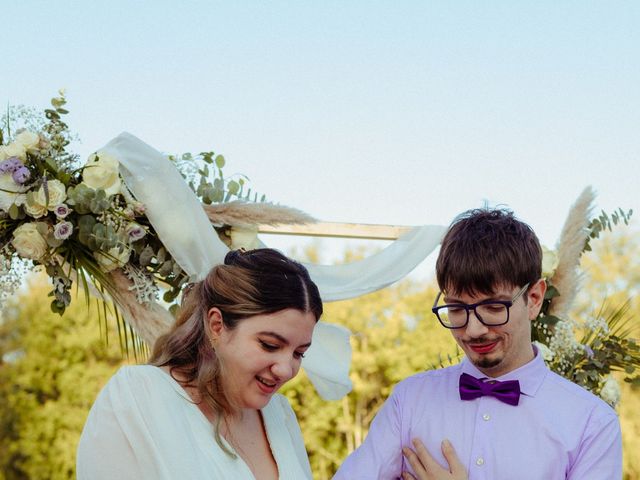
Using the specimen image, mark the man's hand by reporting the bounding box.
[402,438,468,480]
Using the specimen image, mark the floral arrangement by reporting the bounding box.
[531,187,637,407]
[0,91,259,317]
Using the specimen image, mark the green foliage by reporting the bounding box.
[0,276,125,480]
[570,302,639,389]
[170,151,259,205]
[66,185,112,215]
[584,208,633,253]
[531,210,638,401]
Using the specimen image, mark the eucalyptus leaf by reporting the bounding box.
[172,262,183,277]
[227,180,239,195]
[163,290,176,303]
[46,236,64,248]
[8,203,20,220]
[139,245,154,266]
[158,260,173,276]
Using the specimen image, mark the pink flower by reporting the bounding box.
[54,204,71,218]
[53,221,74,240]
[126,223,146,242]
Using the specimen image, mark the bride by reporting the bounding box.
[76,248,321,479]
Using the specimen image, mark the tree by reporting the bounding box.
[574,229,640,479]
[1,238,639,479]
[0,275,124,480]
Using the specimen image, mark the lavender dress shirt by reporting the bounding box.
[333,349,621,479]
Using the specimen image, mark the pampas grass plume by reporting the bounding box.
[548,186,596,318]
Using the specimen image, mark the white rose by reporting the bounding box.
[81,151,121,196]
[0,174,27,212]
[0,142,27,161]
[94,246,131,272]
[32,179,67,210]
[599,375,621,407]
[15,131,41,153]
[11,222,48,261]
[541,246,559,279]
[24,201,48,218]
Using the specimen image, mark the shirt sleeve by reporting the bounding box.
[76,368,172,480]
[333,386,405,480]
[566,405,622,480]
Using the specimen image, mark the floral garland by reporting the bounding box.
[0,91,251,316]
[532,188,637,407]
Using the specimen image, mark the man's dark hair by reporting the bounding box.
[436,208,542,296]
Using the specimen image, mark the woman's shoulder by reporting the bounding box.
[97,365,182,407]
[107,364,163,388]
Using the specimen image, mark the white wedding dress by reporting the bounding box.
[76,365,312,479]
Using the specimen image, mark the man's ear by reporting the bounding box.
[207,307,224,340]
[527,279,547,320]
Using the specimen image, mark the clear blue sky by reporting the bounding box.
[3,1,638,270]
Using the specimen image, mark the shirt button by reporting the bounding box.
[482,413,491,421]
[476,457,485,466]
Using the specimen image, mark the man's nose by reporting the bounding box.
[465,310,490,337]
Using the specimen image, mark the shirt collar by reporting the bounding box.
[459,345,548,397]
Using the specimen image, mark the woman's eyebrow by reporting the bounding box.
[259,331,312,348]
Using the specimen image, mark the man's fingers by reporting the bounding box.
[403,438,468,480]
[412,438,441,471]
[441,439,466,479]
[403,446,428,477]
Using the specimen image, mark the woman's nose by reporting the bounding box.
[270,356,297,381]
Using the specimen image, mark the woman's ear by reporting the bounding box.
[527,279,547,320]
[207,307,224,340]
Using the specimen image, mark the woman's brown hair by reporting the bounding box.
[149,248,322,453]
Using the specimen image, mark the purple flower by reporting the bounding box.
[583,345,594,358]
[12,166,31,184]
[0,157,23,174]
[127,223,146,242]
[53,221,74,240]
[54,204,71,218]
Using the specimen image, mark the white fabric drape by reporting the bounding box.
[102,133,229,280]
[102,132,444,400]
[304,225,445,302]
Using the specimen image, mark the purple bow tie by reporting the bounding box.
[459,373,521,406]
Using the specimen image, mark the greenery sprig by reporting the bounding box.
[532,207,637,406]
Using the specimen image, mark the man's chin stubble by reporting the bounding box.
[473,357,502,370]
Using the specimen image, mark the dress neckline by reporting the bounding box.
[147,365,279,480]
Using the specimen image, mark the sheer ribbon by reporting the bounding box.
[102,132,444,400]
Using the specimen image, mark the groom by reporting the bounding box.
[334,208,622,479]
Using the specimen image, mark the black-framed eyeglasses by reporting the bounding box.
[431,283,530,329]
